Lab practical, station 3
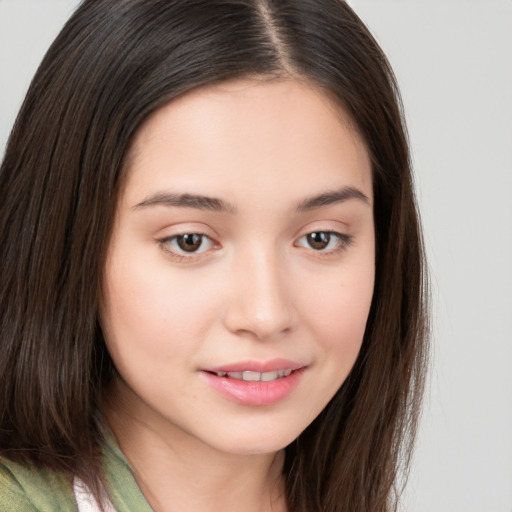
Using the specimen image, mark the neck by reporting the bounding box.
[103,380,287,512]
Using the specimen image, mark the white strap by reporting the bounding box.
[73,476,117,512]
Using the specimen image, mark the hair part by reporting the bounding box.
[0,1,429,511]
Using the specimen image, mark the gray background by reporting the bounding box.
[1,1,511,511]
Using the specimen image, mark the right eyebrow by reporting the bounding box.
[132,192,238,214]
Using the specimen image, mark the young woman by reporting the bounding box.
[0,1,429,511]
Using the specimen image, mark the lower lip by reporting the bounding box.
[201,368,306,406]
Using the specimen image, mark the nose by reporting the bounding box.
[223,246,296,340]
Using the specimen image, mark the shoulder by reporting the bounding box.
[0,432,152,512]
[0,456,77,511]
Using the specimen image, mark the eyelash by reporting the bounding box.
[295,230,353,255]
[158,232,216,262]
[158,230,353,262]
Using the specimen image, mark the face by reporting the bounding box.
[102,78,375,456]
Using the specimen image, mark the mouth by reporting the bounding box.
[200,361,307,406]
[206,369,294,382]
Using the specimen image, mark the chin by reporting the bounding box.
[199,418,308,456]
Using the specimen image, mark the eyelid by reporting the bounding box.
[157,231,220,262]
[294,229,353,255]
[155,225,353,262]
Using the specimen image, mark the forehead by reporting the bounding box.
[124,78,372,205]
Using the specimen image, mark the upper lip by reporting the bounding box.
[203,358,307,374]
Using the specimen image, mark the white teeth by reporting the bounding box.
[261,371,279,382]
[215,370,294,381]
[243,371,261,381]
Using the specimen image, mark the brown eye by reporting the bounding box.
[306,232,331,250]
[160,233,215,257]
[295,231,353,253]
[176,234,204,252]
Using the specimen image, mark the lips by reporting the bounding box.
[201,359,307,406]
[204,358,305,374]
[211,369,293,382]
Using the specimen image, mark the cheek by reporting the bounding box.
[306,256,374,337]
[309,290,371,363]
[101,255,224,365]
[301,257,375,379]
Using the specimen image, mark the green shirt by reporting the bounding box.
[0,434,154,512]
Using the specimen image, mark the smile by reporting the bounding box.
[201,361,306,406]
[211,369,293,382]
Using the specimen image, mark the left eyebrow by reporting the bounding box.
[295,187,371,212]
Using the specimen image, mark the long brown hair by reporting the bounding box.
[0,1,429,510]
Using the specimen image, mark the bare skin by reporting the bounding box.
[106,381,287,512]
[102,77,374,511]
